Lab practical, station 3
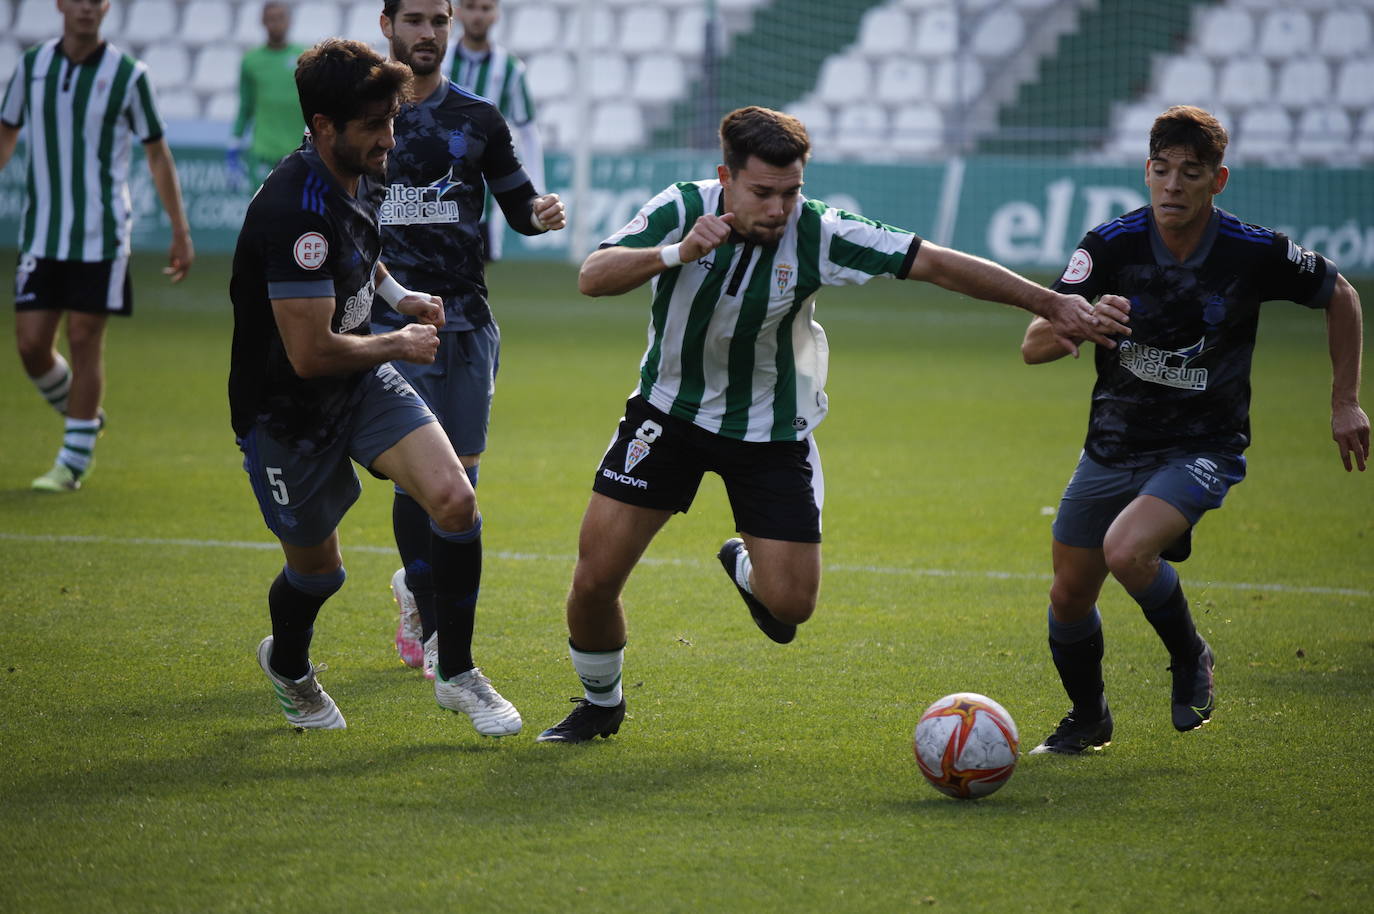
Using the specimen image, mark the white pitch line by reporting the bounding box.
[1,531,1368,598]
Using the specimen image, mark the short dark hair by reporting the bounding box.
[1150,105,1228,170]
[383,0,454,22]
[719,106,811,174]
[295,38,412,132]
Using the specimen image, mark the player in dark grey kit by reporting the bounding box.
[1021,105,1368,755]
[229,39,516,735]
[371,0,564,714]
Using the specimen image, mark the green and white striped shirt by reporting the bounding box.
[605,180,920,442]
[1,39,165,261]
[450,43,535,127]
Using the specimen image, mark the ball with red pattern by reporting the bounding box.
[913,692,1020,799]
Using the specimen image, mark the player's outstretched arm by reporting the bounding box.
[272,296,439,377]
[905,242,1128,354]
[144,138,194,282]
[1326,275,1369,471]
[1022,295,1131,364]
[578,212,734,297]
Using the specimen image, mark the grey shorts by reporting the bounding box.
[391,322,499,457]
[1052,450,1246,549]
[239,363,436,547]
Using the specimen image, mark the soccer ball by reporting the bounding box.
[913,692,1019,800]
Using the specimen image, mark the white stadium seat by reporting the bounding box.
[1295,106,1353,163]
[156,89,202,122]
[538,99,579,150]
[588,53,630,100]
[567,5,618,51]
[234,3,266,46]
[503,5,561,56]
[785,101,834,147]
[1355,109,1374,160]
[856,6,911,58]
[191,45,243,94]
[181,1,234,48]
[913,8,958,58]
[1105,102,1161,160]
[832,103,888,157]
[1195,7,1254,60]
[629,55,687,105]
[1316,9,1372,59]
[205,90,239,123]
[122,0,178,45]
[972,9,1026,58]
[890,104,944,156]
[673,8,709,57]
[288,3,342,48]
[1233,105,1293,162]
[1274,59,1331,109]
[874,59,929,106]
[930,58,985,107]
[12,0,61,43]
[1156,56,1216,109]
[1216,58,1272,107]
[815,56,872,106]
[1335,59,1374,108]
[526,53,574,105]
[141,45,191,89]
[590,100,645,151]
[1257,10,1313,60]
[619,8,671,55]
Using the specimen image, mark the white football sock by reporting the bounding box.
[31,354,71,414]
[569,642,624,707]
[734,545,755,594]
[58,417,100,475]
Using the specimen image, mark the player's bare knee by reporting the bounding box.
[427,485,477,533]
[760,584,816,625]
[1049,579,1097,614]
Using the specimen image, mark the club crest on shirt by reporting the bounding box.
[293,232,328,270]
[624,438,651,474]
[775,263,794,295]
[1060,248,1092,284]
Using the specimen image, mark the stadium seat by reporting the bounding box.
[11,0,60,44]
[1256,10,1313,60]
[832,103,889,158]
[234,2,266,46]
[205,90,239,123]
[1274,59,1331,109]
[141,45,192,89]
[343,3,384,44]
[1316,9,1372,59]
[930,58,985,108]
[815,56,872,106]
[673,8,709,57]
[526,53,574,105]
[567,5,618,51]
[1194,7,1254,60]
[1216,58,1272,107]
[537,98,580,150]
[971,8,1026,58]
[1233,105,1293,163]
[889,104,944,156]
[1104,101,1161,161]
[1334,59,1374,108]
[855,6,911,59]
[122,0,178,45]
[156,89,202,122]
[1355,109,1374,160]
[503,4,561,56]
[619,8,671,55]
[590,100,645,151]
[181,1,234,48]
[629,55,686,105]
[1155,56,1216,110]
[588,53,630,101]
[1295,105,1354,164]
[913,8,958,58]
[191,45,243,94]
[785,101,834,147]
[288,3,342,47]
[873,58,929,106]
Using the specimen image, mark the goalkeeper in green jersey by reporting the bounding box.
[229,2,306,189]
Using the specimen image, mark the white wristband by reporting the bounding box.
[660,243,683,269]
[376,274,411,307]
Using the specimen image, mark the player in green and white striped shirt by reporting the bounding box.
[537,106,1126,743]
[0,0,194,492]
[450,0,542,260]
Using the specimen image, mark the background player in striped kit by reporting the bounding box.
[228,1,307,190]
[537,106,1125,743]
[1020,105,1368,756]
[0,0,194,492]
[449,0,543,261]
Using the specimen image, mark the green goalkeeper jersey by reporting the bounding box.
[233,43,306,166]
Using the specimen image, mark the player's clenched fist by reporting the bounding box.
[680,212,736,262]
[532,193,566,232]
[394,322,440,365]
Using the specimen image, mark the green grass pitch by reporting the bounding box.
[1,254,1370,912]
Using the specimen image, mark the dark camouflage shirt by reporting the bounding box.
[1052,206,1337,467]
[372,80,528,333]
[229,144,384,453]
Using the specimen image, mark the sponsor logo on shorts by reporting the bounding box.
[602,467,648,489]
[1060,248,1092,284]
[15,253,37,296]
[625,438,650,474]
[1187,457,1224,493]
[1118,336,1208,391]
[293,232,328,270]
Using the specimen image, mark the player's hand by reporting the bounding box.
[679,212,735,263]
[1332,401,1370,472]
[164,231,194,283]
[395,293,444,329]
[1045,292,1126,357]
[394,322,440,365]
[531,193,566,232]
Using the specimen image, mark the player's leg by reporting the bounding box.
[50,310,108,478]
[14,305,69,414]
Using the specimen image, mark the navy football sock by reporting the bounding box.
[431,516,481,678]
[268,565,345,680]
[393,491,437,639]
[1131,562,1201,663]
[1047,606,1108,721]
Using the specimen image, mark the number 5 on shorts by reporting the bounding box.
[266,466,290,505]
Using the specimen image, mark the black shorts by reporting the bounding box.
[14,254,133,316]
[592,396,823,543]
